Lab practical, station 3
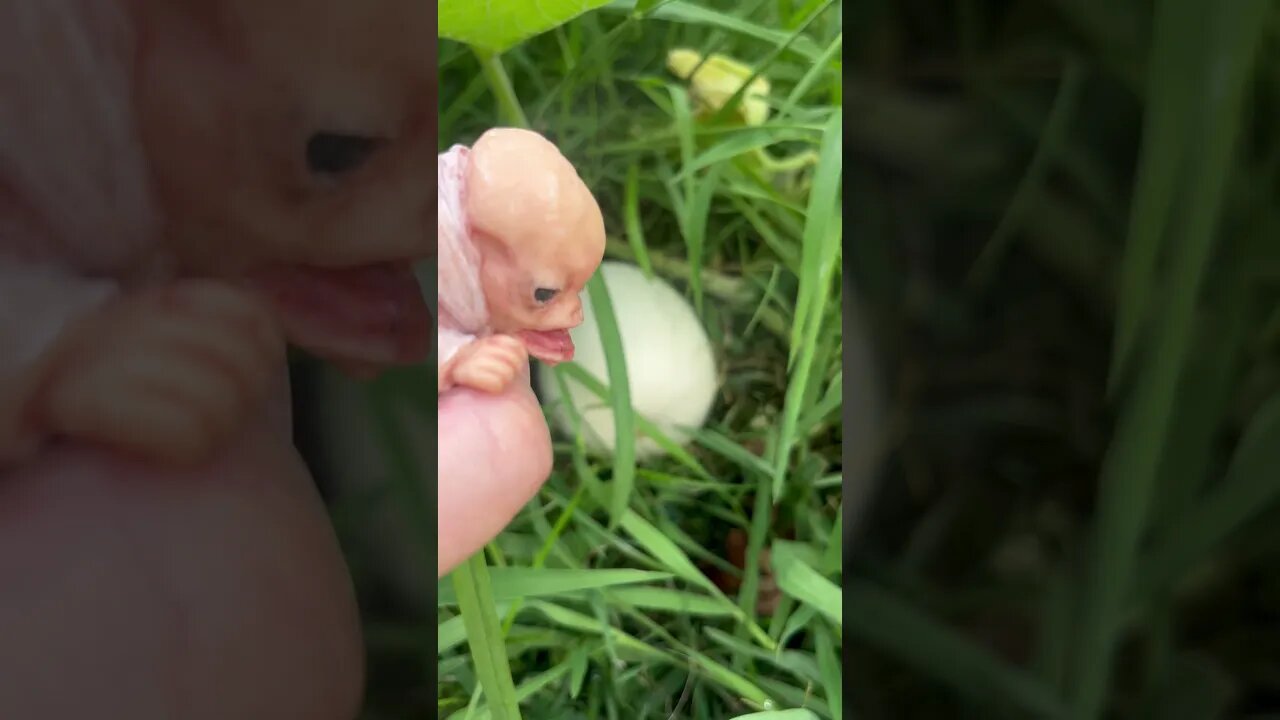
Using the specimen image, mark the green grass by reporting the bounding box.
[844,1,1280,719]
[434,2,841,718]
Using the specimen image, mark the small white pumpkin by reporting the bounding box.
[538,261,719,460]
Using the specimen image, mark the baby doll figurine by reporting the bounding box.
[0,1,434,717]
[436,128,606,395]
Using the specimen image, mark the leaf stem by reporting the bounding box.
[475,48,530,129]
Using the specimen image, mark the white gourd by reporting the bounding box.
[537,261,719,459]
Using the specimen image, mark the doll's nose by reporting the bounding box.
[301,132,437,267]
[559,298,584,327]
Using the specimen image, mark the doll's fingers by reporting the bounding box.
[458,360,521,393]
[455,368,505,394]
[161,281,284,361]
[467,352,514,375]
[50,375,217,463]
[141,317,278,402]
[45,338,255,461]
[465,357,517,383]
[476,340,526,368]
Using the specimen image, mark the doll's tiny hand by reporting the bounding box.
[34,280,285,464]
[449,335,528,394]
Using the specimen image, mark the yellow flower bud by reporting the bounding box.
[666,48,771,125]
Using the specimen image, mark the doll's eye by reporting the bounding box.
[306,132,382,176]
[534,287,558,304]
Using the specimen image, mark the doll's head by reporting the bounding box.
[464,128,606,364]
[128,0,437,368]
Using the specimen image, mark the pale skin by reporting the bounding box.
[438,128,606,396]
[1,2,557,718]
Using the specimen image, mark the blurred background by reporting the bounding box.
[843,1,1280,719]
[294,0,1280,718]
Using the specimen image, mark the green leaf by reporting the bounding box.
[728,711,819,720]
[440,0,615,53]
[846,579,1067,718]
[1134,392,1280,606]
[619,510,716,590]
[777,32,843,120]
[584,272,637,528]
[770,541,842,627]
[703,627,822,684]
[450,554,523,719]
[687,650,775,710]
[967,58,1086,288]
[438,568,673,605]
[772,108,842,501]
[568,645,590,699]
[605,586,736,616]
[1068,3,1271,717]
[1106,0,1209,394]
[530,600,669,661]
[667,127,820,184]
[622,163,653,277]
[601,1,824,61]
[439,614,467,654]
[816,624,842,719]
[454,662,576,720]
[622,510,777,650]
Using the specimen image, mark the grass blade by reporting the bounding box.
[682,164,721,316]
[1134,392,1280,606]
[816,624,842,719]
[847,579,1068,718]
[771,108,842,502]
[457,663,576,720]
[622,510,777,649]
[605,586,735,616]
[622,163,654,276]
[1106,0,1209,393]
[786,105,842,369]
[556,362,714,479]
[729,709,819,719]
[584,272,637,528]
[438,568,673,605]
[603,0,824,61]
[530,600,669,661]
[776,32,843,120]
[770,540,842,627]
[967,58,1086,288]
[1067,3,1271,717]
[451,555,523,719]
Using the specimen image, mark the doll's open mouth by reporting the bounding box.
[518,328,575,365]
[249,261,431,369]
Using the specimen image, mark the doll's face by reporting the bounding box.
[130,0,436,368]
[465,128,606,364]
[134,0,436,270]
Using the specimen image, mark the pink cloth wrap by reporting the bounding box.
[436,144,488,368]
[0,0,162,465]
